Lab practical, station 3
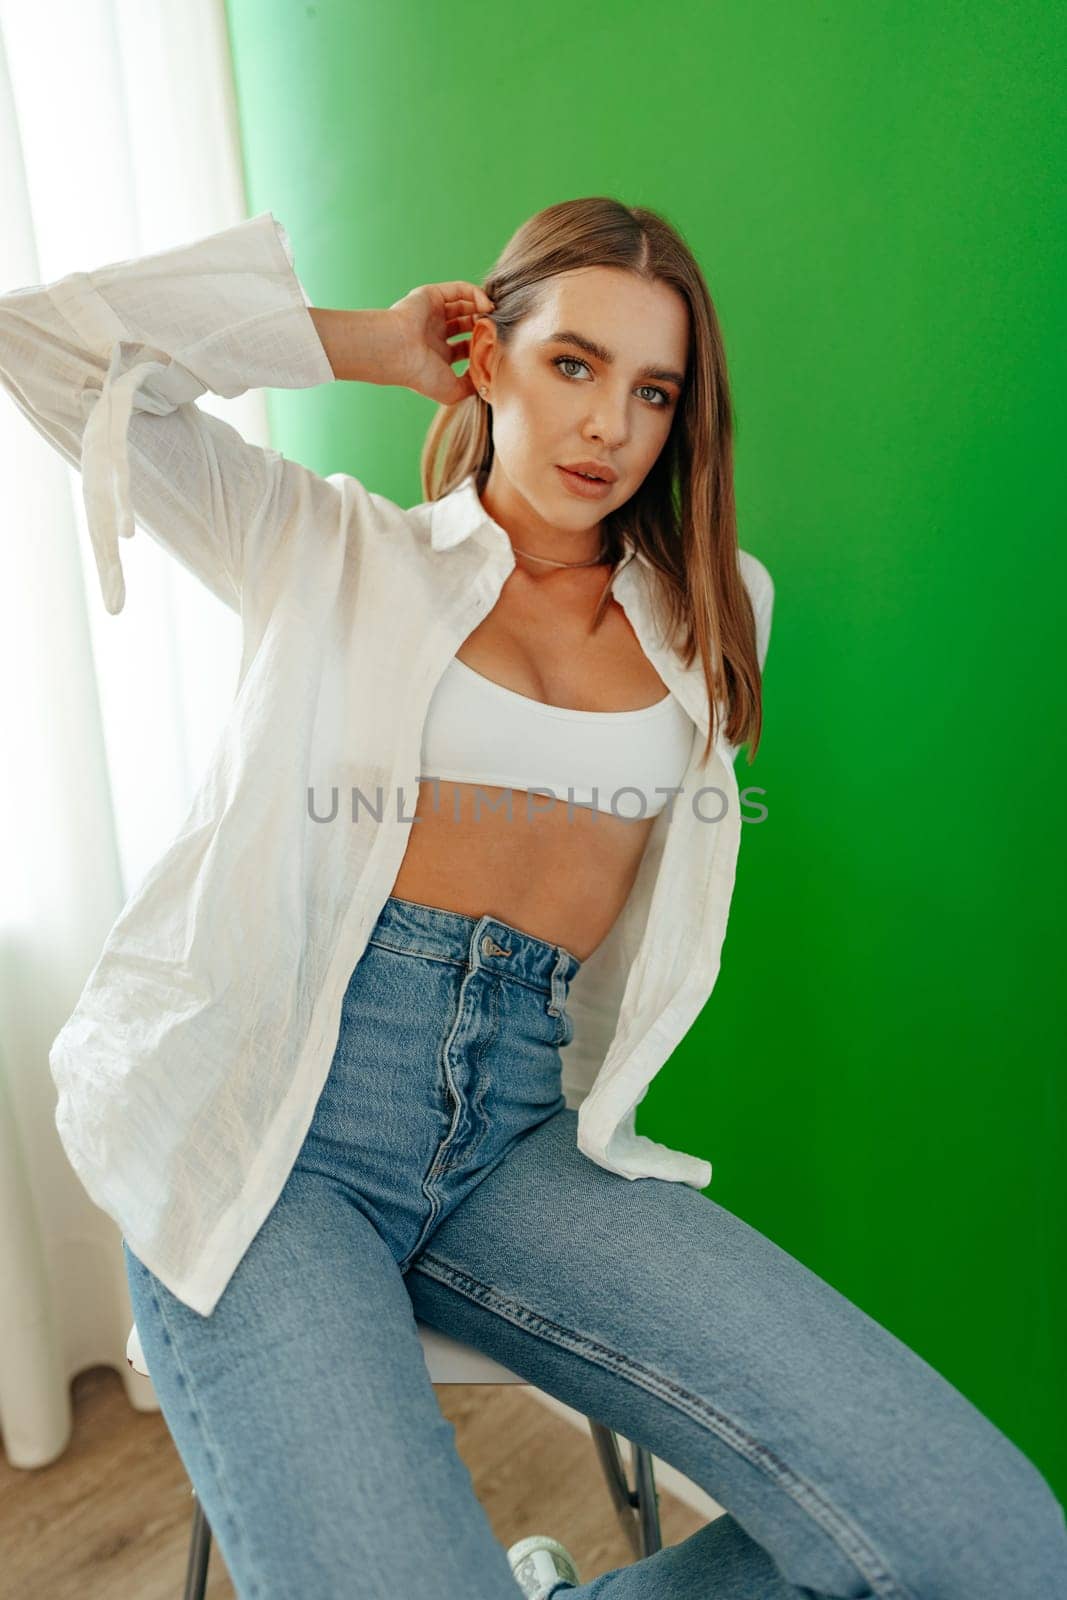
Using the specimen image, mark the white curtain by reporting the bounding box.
[0,0,268,1469]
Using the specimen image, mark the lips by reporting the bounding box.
[559,460,617,484]
[555,465,614,499]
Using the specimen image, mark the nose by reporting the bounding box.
[584,403,629,451]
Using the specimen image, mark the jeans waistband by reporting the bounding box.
[371,895,583,1015]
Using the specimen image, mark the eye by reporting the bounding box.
[551,354,673,408]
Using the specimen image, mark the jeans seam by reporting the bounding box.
[143,1271,270,1600]
[408,1252,919,1600]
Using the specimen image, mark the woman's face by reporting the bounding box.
[469,266,689,545]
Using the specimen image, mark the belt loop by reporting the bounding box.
[548,947,569,1016]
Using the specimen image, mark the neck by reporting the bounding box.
[478,466,607,568]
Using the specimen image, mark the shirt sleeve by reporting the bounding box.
[0,211,338,615]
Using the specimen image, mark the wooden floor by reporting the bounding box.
[2,1365,709,1597]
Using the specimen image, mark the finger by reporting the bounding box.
[446,318,492,344]
[442,284,495,312]
[446,337,471,363]
[440,281,493,306]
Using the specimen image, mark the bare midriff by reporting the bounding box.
[388,564,670,964]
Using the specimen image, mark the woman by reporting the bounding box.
[1,198,1063,1600]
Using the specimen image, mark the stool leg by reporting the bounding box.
[587,1420,663,1558]
[632,1444,663,1557]
[182,1487,212,1600]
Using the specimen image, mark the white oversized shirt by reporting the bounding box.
[0,212,774,1318]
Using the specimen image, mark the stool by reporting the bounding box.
[126,1317,662,1598]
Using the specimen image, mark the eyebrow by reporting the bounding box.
[540,329,686,389]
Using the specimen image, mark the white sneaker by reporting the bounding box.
[507,1532,581,1597]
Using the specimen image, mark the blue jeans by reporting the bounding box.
[124,894,1067,1599]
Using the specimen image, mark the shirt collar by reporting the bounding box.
[428,471,715,740]
[429,471,495,552]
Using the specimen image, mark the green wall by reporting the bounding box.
[224,1,1065,1500]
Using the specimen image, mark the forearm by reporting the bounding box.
[308,307,407,386]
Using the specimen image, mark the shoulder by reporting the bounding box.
[322,470,434,549]
[737,547,774,610]
[736,547,774,671]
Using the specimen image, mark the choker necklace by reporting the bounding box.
[510,542,609,569]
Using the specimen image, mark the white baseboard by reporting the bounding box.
[527,1387,728,1524]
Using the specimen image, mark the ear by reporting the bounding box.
[466,312,499,398]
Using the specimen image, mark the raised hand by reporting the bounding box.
[387,280,496,405]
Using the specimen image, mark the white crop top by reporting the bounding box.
[420,655,696,819]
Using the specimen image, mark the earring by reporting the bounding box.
[480,385,488,400]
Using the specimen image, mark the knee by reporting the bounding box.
[991,1447,1067,1591]
[909,1426,1067,1599]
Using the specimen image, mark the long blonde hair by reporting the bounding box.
[419,195,763,766]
